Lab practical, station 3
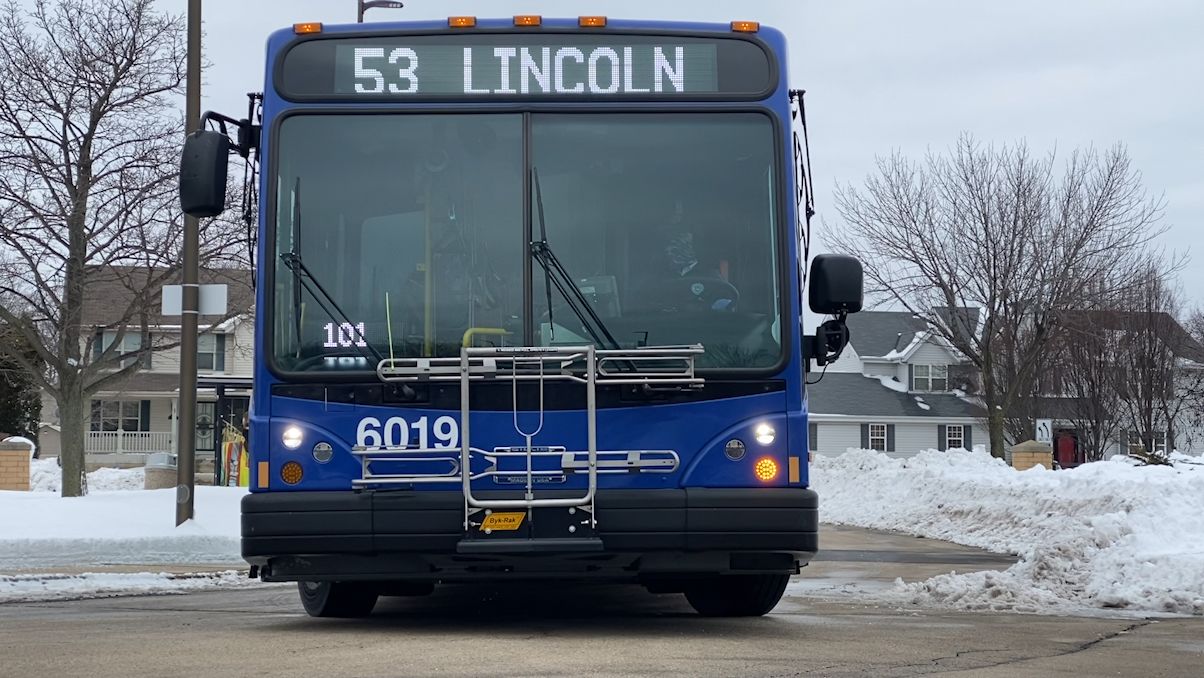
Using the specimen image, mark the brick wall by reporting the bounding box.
[0,441,32,491]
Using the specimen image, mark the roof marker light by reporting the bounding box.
[579,16,607,27]
[448,16,477,28]
[293,22,323,34]
[730,20,760,33]
[514,15,542,27]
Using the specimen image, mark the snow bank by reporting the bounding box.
[0,483,245,568]
[812,449,1204,616]
[0,570,269,603]
[29,458,145,493]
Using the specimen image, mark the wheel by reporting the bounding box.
[297,581,379,618]
[684,574,790,617]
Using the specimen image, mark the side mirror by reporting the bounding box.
[808,254,863,315]
[179,129,231,218]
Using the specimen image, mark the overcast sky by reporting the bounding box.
[158,0,1204,301]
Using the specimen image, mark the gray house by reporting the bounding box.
[807,310,989,458]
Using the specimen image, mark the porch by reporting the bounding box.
[85,430,175,455]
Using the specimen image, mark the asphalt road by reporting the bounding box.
[1,527,1201,677]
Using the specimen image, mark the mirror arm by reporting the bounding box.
[198,110,259,159]
[805,311,851,367]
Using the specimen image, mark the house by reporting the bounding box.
[37,266,254,467]
[807,310,989,458]
[1033,309,1204,466]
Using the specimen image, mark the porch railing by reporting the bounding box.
[85,431,175,454]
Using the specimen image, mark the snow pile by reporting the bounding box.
[0,484,245,568]
[812,449,1204,615]
[0,570,268,603]
[29,458,145,493]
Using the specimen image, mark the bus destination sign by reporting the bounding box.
[278,34,772,100]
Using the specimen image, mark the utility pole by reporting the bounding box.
[177,0,201,526]
[358,0,404,23]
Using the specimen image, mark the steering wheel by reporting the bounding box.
[654,276,741,312]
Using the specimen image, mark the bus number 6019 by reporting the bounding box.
[355,415,459,449]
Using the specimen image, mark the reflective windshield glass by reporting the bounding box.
[271,112,781,372]
[531,113,781,368]
[272,114,524,371]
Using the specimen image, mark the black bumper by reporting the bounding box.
[242,488,818,581]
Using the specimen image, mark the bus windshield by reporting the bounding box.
[271,112,782,372]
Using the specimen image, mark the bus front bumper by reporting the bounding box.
[242,488,818,582]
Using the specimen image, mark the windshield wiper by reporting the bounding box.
[282,177,382,366]
[530,167,621,351]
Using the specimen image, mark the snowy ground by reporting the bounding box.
[811,449,1204,616]
[0,460,253,601]
[2,460,243,569]
[0,570,266,604]
[8,455,1204,614]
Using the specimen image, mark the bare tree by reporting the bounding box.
[1055,308,1126,462]
[1111,267,1204,464]
[0,0,241,496]
[831,135,1164,458]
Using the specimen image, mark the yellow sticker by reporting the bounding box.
[480,512,526,531]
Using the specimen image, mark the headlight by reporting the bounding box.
[282,425,303,450]
[755,423,775,445]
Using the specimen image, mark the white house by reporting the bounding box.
[37,267,254,465]
[807,310,989,458]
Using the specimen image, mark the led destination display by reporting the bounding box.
[278,34,773,100]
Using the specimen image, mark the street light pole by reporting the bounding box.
[358,0,404,23]
[177,0,201,526]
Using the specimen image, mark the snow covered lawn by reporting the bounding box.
[1,460,244,569]
[812,449,1204,616]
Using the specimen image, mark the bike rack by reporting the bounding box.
[354,344,704,529]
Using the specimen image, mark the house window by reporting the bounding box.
[913,364,948,391]
[197,333,226,371]
[90,400,148,432]
[946,424,964,450]
[93,330,150,369]
[1127,431,1168,455]
[869,424,887,451]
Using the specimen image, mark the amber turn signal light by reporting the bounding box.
[280,461,304,485]
[754,457,779,482]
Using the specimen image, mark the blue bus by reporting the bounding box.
[180,14,862,618]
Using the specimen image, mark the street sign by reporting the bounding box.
[161,284,228,316]
[1035,419,1053,444]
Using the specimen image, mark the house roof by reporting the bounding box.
[933,307,981,350]
[845,311,929,358]
[845,308,980,359]
[81,266,254,328]
[807,372,984,419]
[1058,309,1204,363]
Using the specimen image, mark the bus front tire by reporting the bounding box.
[298,581,379,618]
[684,574,790,617]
